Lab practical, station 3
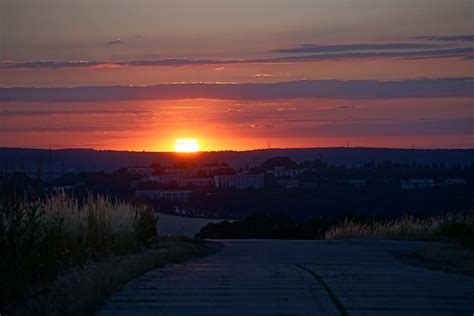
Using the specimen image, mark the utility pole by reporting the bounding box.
[3,152,7,174]
[20,155,24,172]
[49,145,52,170]
[37,155,43,180]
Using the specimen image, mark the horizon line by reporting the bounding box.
[1,146,474,153]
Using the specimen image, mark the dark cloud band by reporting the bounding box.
[416,34,474,42]
[272,42,440,54]
[1,47,472,70]
[1,78,473,102]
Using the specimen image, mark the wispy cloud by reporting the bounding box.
[1,78,472,102]
[5,117,471,138]
[0,125,145,133]
[0,110,153,117]
[106,38,123,45]
[317,105,359,111]
[417,34,474,42]
[272,42,439,54]
[277,107,296,112]
[226,108,245,114]
[254,72,291,78]
[265,117,474,138]
[265,47,473,62]
[0,58,220,69]
[1,47,472,70]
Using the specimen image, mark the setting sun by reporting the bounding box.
[174,138,200,153]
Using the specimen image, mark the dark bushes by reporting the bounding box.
[0,190,158,309]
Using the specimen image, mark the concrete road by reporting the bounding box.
[98,240,474,316]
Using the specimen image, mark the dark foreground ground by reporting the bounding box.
[98,240,474,316]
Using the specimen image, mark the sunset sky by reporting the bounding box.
[1,0,473,151]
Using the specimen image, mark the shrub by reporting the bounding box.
[0,190,158,307]
[436,222,474,249]
[324,213,474,243]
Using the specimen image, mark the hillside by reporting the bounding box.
[1,147,473,173]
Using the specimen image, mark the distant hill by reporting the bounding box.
[1,147,473,173]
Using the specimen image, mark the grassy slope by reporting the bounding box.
[398,243,474,276]
[11,239,219,316]
[324,214,474,275]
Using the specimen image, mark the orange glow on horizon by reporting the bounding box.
[2,97,473,151]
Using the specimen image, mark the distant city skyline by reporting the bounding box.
[1,0,473,151]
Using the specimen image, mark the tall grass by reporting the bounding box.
[0,189,158,307]
[324,213,474,246]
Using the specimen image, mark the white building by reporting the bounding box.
[181,178,212,187]
[135,190,192,202]
[401,178,434,190]
[149,175,180,184]
[127,167,154,177]
[214,174,264,189]
[149,175,211,187]
[276,178,300,188]
[164,168,196,178]
[441,178,466,186]
[267,167,307,178]
[164,166,225,178]
[340,179,368,187]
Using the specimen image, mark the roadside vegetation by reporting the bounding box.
[197,212,474,247]
[324,213,474,247]
[399,243,474,275]
[324,213,474,275]
[0,178,211,315]
[197,212,474,275]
